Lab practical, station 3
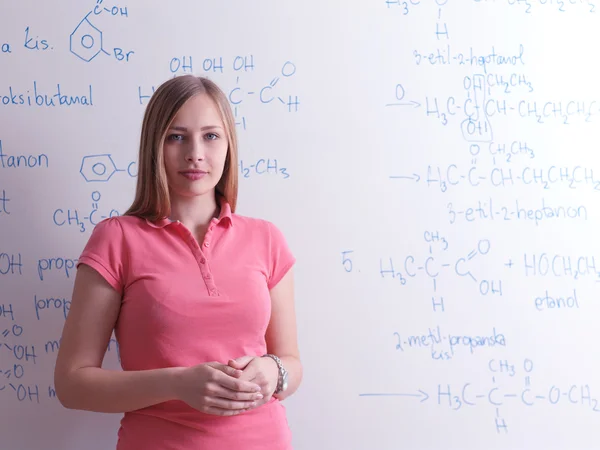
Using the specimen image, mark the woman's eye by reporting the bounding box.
[206,133,219,140]
[168,134,184,141]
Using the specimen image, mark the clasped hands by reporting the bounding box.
[175,355,279,416]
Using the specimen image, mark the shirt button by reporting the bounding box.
[204,242,210,247]
[205,273,212,279]
[200,258,206,264]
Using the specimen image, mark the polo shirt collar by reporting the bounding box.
[145,198,233,229]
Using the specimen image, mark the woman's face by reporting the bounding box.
[162,93,229,200]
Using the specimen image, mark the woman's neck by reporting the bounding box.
[169,192,220,230]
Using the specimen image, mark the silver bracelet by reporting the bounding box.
[263,354,289,394]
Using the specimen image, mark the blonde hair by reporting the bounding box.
[124,75,238,221]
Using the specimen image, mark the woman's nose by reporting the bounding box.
[185,138,205,161]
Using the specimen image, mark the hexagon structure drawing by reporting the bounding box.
[80,154,118,182]
[70,16,103,62]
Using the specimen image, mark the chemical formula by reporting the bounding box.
[391,163,600,193]
[53,191,119,233]
[342,231,502,312]
[138,58,300,131]
[239,159,290,179]
[360,358,600,433]
[70,1,133,63]
[475,0,597,14]
[387,0,453,40]
[0,312,120,405]
[79,153,137,182]
[78,153,290,181]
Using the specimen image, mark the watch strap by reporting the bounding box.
[263,353,286,394]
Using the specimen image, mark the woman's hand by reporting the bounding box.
[173,362,264,416]
[227,356,279,408]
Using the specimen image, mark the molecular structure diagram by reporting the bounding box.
[80,154,137,182]
[69,3,132,63]
[69,13,109,62]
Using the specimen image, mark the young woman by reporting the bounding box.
[54,75,302,449]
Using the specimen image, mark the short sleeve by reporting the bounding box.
[267,221,296,290]
[76,217,127,295]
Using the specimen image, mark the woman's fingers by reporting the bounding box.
[206,395,258,411]
[192,362,267,416]
[227,355,255,370]
[207,362,242,378]
[209,383,264,402]
[212,366,262,393]
[218,364,243,378]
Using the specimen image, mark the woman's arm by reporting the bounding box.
[54,264,182,412]
[265,268,303,401]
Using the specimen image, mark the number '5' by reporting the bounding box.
[342,251,353,272]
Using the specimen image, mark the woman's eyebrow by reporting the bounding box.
[169,125,223,132]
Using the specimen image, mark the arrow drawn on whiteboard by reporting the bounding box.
[359,389,429,403]
[389,173,421,182]
[385,100,421,108]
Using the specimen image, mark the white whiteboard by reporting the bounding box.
[2,1,600,449]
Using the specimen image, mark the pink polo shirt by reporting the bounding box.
[76,201,296,450]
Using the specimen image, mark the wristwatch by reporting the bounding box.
[263,354,288,394]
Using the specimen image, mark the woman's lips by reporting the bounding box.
[179,170,207,180]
